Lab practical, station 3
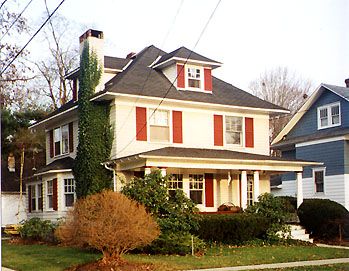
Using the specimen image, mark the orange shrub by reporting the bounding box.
[56,190,159,265]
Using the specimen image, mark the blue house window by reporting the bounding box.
[313,168,325,193]
[317,102,341,129]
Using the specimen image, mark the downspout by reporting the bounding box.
[103,162,116,192]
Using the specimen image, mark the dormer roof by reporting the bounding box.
[152,46,222,69]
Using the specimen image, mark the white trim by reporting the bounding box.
[317,102,341,130]
[34,169,72,177]
[91,92,289,114]
[152,56,222,69]
[296,136,346,148]
[313,167,326,194]
[29,105,78,129]
[122,59,133,71]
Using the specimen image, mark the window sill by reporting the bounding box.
[317,123,341,130]
[177,87,212,94]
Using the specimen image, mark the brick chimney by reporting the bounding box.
[345,78,349,88]
[79,29,104,92]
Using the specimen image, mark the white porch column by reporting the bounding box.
[160,167,167,177]
[296,171,303,208]
[241,170,248,209]
[144,166,151,175]
[253,171,260,203]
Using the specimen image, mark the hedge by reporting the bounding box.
[195,213,270,244]
[298,199,349,239]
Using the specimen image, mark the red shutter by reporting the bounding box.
[245,117,254,148]
[214,115,223,146]
[177,64,185,88]
[72,79,78,101]
[136,107,147,141]
[49,130,54,158]
[172,111,183,143]
[204,68,212,91]
[69,122,74,152]
[53,178,58,211]
[28,186,32,213]
[205,174,214,207]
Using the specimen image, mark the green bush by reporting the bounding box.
[277,196,297,213]
[144,232,205,255]
[20,218,57,243]
[298,199,349,240]
[195,213,270,245]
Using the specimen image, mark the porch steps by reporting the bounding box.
[289,225,313,243]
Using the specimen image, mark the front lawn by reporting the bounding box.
[2,241,349,271]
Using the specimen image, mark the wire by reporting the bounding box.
[0,0,35,43]
[0,0,65,77]
[115,0,222,157]
[0,0,9,10]
[114,0,185,136]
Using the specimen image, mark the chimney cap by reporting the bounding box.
[126,52,137,59]
[345,78,349,88]
[79,29,104,43]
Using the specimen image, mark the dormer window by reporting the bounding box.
[188,67,201,88]
[317,102,341,129]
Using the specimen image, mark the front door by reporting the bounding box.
[205,173,214,207]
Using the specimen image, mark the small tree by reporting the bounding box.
[56,190,159,265]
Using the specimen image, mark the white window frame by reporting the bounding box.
[247,174,254,206]
[189,174,204,205]
[168,174,183,197]
[224,115,243,146]
[149,108,170,143]
[30,184,37,212]
[185,65,205,92]
[53,124,70,157]
[313,167,325,194]
[317,102,341,130]
[46,180,53,210]
[64,178,75,208]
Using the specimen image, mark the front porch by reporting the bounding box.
[112,147,316,211]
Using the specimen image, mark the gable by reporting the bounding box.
[273,85,349,145]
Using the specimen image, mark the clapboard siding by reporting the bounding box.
[296,140,345,177]
[345,140,349,174]
[272,175,348,210]
[288,90,349,139]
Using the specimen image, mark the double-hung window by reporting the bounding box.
[31,185,37,211]
[64,178,75,207]
[189,174,204,204]
[225,116,243,145]
[247,175,254,206]
[149,109,169,142]
[37,184,43,210]
[168,174,183,198]
[187,67,201,88]
[54,124,69,156]
[314,169,325,193]
[317,102,341,129]
[47,180,53,209]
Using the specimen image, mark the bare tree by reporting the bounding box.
[0,2,39,110]
[32,2,80,109]
[249,67,312,143]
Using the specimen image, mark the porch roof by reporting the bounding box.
[113,147,321,172]
[34,157,74,176]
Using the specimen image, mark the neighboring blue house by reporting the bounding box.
[271,82,349,210]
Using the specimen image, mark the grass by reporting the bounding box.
[254,264,349,271]
[2,241,349,271]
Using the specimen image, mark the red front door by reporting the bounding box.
[205,174,214,207]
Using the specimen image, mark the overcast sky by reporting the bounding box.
[11,0,349,91]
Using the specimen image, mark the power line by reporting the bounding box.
[0,0,65,77]
[0,0,9,10]
[0,0,35,43]
[115,0,185,136]
[115,0,222,157]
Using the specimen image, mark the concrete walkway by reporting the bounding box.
[2,267,16,271]
[185,258,349,271]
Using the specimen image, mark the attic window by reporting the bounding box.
[317,102,341,129]
[187,67,201,88]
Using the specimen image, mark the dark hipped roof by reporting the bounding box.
[115,147,306,163]
[154,46,221,67]
[36,157,74,174]
[102,45,286,111]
